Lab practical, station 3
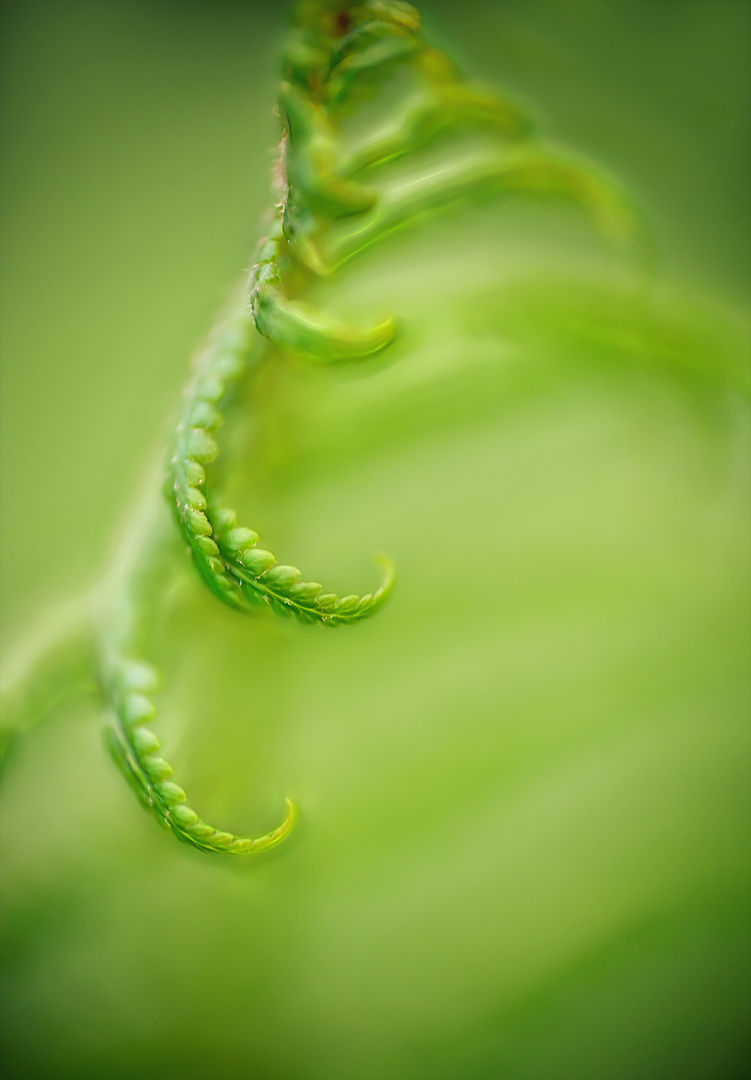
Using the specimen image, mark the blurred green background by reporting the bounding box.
[1,2,749,1078]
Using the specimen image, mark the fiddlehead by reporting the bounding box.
[0,0,641,859]
[258,0,636,285]
[249,209,398,361]
[104,655,295,855]
[143,0,636,851]
[204,0,633,626]
[95,484,298,856]
[166,290,395,625]
[319,149,637,272]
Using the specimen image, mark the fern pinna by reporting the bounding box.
[0,0,634,855]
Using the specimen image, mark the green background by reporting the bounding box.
[1,2,749,1077]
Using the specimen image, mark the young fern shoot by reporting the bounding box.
[105,656,296,855]
[0,0,638,856]
[167,290,395,626]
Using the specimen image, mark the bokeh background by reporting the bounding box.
[1,2,749,1078]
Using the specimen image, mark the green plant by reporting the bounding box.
[2,2,749,1076]
[0,0,700,858]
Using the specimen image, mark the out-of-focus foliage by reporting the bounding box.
[0,2,749,1078]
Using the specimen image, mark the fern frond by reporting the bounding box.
[249,207,397,360]
[324,2,425,104]
[4,0,646,860]
[105,655,295,855]
[319,150,638,271]
[167,293,395,625]
[173,0,637,631]
[227,550,395,627]
[167,302,256,613]
[280,80,377,218]
[264,1,633,292]
[340,81,532,176]
[328,28,421,105]
[254,289,398,362]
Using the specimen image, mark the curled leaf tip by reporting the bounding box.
[262,797,298,851]
[374,553,396,600]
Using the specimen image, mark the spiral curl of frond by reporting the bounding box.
[105,656,295,855]
[166,293,395,626]
[151,0,635,853]
[1,0,639,857]
[248,0,635,301]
